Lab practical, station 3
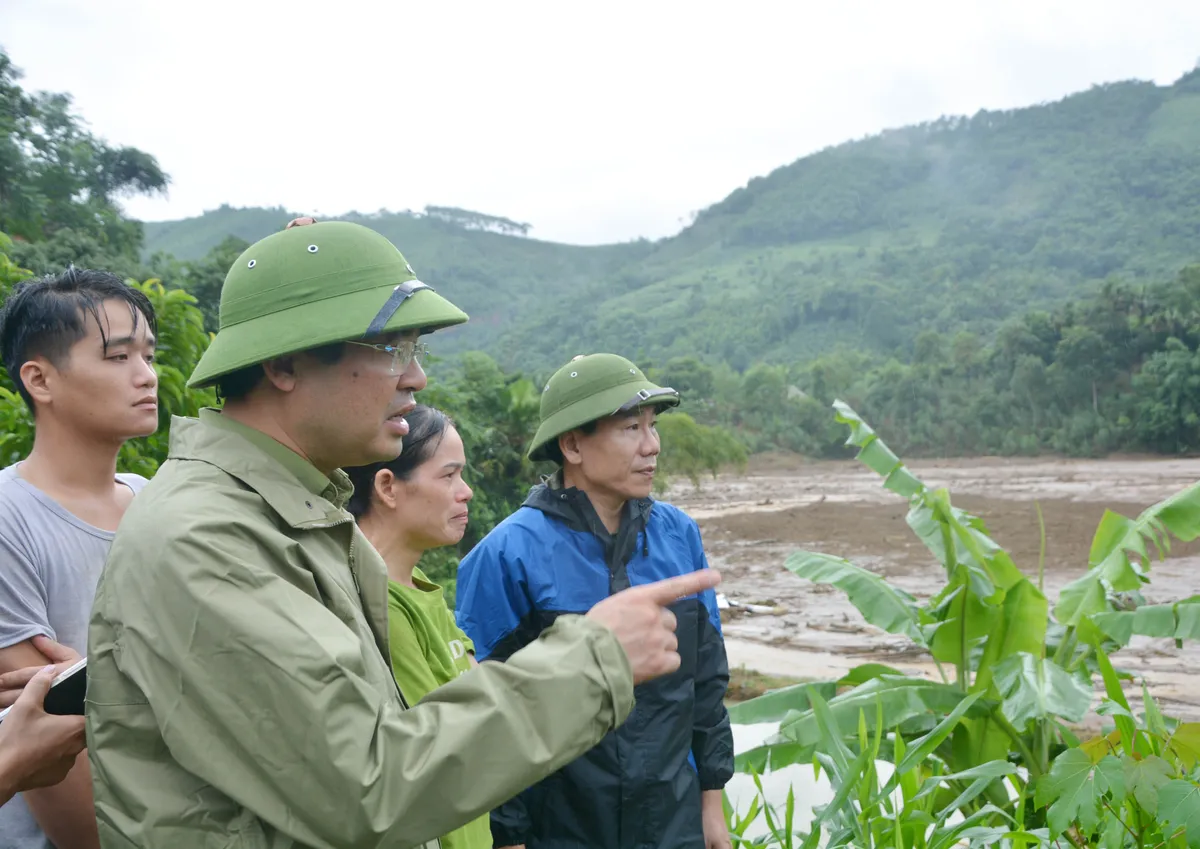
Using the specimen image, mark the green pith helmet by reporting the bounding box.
[187,220,469,388]
[527,353,680,462]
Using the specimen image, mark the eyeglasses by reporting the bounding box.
[345,338,429,375]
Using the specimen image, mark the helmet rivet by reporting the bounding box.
[307,244,319,253]
[629,368,636,374]
[570,371,578,378]
[247,259,256,268]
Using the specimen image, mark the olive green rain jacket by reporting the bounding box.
[85,409,635,849]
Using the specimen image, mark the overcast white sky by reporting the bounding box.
[2,0,1199,245]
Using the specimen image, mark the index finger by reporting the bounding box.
[635,569,721,605]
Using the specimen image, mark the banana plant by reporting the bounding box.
[731,400,1200,837]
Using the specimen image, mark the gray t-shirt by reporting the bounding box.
[0,462,147,849]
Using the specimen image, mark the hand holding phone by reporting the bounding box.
[0,664,87,804]
[0,658,87,723]
[0,636,82,708]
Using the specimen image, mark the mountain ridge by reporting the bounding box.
[142,67,1200,372]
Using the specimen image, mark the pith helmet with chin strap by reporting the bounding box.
[187,219,468,389]
[527,353,680,462]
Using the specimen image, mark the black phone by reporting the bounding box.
[0,657,87,723]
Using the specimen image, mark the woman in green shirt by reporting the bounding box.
[346,405,489,849]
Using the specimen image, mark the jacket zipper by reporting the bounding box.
[346,531,410,710]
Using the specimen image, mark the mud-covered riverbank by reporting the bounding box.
[663,453,1200,724]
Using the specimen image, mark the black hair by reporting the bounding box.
[542,418,599,466]
[215,341,346,402]
[0,267,157,412]
[345,404,455,518]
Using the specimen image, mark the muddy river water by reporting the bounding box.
[660,452,1200,826]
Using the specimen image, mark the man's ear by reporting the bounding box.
[559,430,584,466]
[373,468,398,509]
[18,359,53,408]
[260,356,298,391]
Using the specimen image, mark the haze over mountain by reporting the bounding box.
[143,67,1200,373]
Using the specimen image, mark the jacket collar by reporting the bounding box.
[523,468,654,594]
[167,409,354,529]
[529,468,653,535]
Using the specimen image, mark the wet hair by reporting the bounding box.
[0,267,157,412]
[345,404,455,518]
[215,341,345,402]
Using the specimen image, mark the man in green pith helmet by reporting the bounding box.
[84,220,721,849]
[455,353,734,849]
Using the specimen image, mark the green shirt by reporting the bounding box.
[388,568,491,849]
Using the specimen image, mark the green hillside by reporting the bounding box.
[144,204,651,354]
[500,71,1200,370]
[143,68,1200,373]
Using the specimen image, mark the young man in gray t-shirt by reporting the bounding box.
[0,268,160,849]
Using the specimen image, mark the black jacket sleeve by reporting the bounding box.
[692,605,734,790]
[685,513,734,792]
[490,791,532,847]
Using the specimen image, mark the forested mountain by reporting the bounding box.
[8,44,1200,463]
[144,68,1200,373]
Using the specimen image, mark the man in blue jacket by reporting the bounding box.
[455,353,734,849]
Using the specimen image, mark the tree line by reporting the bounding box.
[640,263,1200,461]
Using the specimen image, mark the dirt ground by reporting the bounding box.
[661,453,1200,725]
